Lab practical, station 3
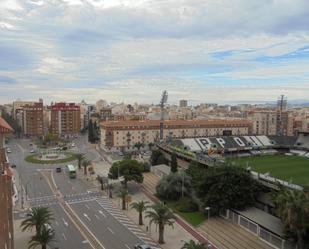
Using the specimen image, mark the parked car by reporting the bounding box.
[6,148,11,153]
[56,167,62,173]
[11,164,16,168]
[71,143,75,147]
[134,244,152,249]
[30,149,35,153]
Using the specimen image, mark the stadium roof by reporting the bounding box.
[235,207,284,237]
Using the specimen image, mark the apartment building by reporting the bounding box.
[100,119,251,150]
[247,110,293,136]
[50,103,81,136]
[13,100,44,136]
[0,117,14,249]
[179,99,188,107]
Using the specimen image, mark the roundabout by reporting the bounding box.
[25,151,78,164]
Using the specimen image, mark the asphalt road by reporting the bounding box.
[8,136,146,249]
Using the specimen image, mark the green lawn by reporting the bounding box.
[227,155,309,186]
[166,201,205,226]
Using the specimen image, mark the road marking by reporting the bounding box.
[98,210,106,217]
[83,213,91,221]
[107,227,114,235]
[62,218,68,226]
[124,244,130,249]
[94,214,100,220]
[85,204,90,209]
[62,233,67,240]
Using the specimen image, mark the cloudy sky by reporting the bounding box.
[1,0,309,105]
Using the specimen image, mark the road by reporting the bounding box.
[8,136,157,249]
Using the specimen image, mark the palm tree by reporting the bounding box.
[76,153,84,170]
[21,207,53,233]
[145,203,174,244]
[82,159,91,175]
[130,200,149,225]
[28,226,55,249]
[273,188,309,249]
[118,188,129,210]
[181,240,208,249]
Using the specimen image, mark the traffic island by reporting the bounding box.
[25,152,78,164]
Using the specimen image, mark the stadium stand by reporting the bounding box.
[256,136,273,146]
[294,132,309,149]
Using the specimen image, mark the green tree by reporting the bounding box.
[130,200,149,225]
[273,188,309,249]
[118,188,129,210]
[108,159,144,188]
[134,142,143,152]
[188,165,262,213]
[93,121,99,142]
[82,159,91,175]
[21,207,53,233]
[28,226,55,249]
[145,203,174,244]
[148,142,155,151]
[170,153,178,173]
[181,240,209,249]
[76,153,84,170]
[156,173,192,200]
[150,149,168,166]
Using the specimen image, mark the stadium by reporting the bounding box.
[161,132,309,189]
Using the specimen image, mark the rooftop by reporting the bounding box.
[0,117,13,134]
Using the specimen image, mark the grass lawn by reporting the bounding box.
[227,155,309,186]
[166,201,205,226]
[25,153,77,164]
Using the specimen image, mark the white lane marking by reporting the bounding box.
[62,218,68,226]
[55,221,59,226]
[83,213,91,221]
[82,240,89,244]
[98,210,106,217]
[85,204,90,209]
[62,233,67,240]
[107,227,114,235]
[125,244,130,249]
[95,214,100,220]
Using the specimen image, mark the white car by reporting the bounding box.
[6,148,12,153]
[71,143,75,147]
[30,149,35,153]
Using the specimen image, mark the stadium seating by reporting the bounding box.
[294,132,309,149]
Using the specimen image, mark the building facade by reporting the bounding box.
[100,119,251,150]
[50,103,81,136]
[179,99,188,108]
[13,100,44,136]
[0,117,14,249]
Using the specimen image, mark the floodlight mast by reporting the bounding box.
[160,90,168,140]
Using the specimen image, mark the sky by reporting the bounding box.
[0,0,309,105]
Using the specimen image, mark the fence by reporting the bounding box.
[220,210,296,249]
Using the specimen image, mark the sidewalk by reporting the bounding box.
[111,187,197,249]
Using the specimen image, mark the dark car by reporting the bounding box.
[11,164,17,168]
[134,244,152,249]
[56,167,62,173]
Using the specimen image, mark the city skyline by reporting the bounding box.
[1,0,309,104]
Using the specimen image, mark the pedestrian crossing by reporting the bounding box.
[96,198,161,249]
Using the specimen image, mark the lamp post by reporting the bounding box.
[205,206,210,221]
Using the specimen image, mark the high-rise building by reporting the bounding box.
[0,117,14,249]
[179,99,188,108]
[50,103,81,136]
[13,100,44,136]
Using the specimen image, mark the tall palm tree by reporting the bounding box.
[82,159,91,175]
[145,203,174,244]
[76,153,84,170]
[118,188,129,210]
[21,207,53,233]
[181,240,208,249]
[130,200,149,225]
[28,226,55,249]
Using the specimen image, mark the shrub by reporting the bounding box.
[174,197,199,213]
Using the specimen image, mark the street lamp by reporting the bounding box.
[205,206,211,221]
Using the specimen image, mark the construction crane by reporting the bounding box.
[160,90,168,140]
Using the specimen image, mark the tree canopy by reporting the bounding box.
[108,159,144,187]
[156,172,192,200]
[170,153,178,173]
[150,149,168,166]
[187,163,262,213]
